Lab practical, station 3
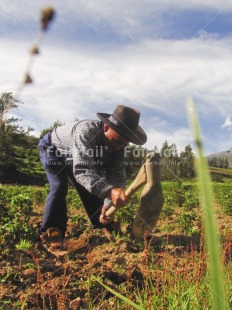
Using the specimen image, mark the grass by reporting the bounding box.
[92,276,145,310]
[187,97,227,309]
[88,233,230,309]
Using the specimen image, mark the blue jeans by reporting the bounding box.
[38,132,106,236]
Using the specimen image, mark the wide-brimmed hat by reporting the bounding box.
[97,105,147,145]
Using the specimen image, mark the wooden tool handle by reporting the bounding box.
[105,164,146,217]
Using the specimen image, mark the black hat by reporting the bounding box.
[97,105,147,145]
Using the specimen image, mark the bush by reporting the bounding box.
[211,174,224,183]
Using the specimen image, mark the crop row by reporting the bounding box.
[0,182,231,251]
[0,182,231,214]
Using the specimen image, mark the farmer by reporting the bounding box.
[38,105,147,249]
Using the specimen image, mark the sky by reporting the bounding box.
[0,0,232,155]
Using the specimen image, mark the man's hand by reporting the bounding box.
[99,205,114,224]
[110,188,129,208]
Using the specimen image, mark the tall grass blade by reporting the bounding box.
[187,97,227,310]
[21,293,29,310]
[92,276,145,310]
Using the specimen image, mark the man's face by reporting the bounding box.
[103,125,129,151]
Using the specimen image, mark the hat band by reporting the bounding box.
[109,115,121,126]
[109,115,138,133]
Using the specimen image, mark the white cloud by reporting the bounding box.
[144,125,193,152]
[1,36,232,140]
[221,115,232,129]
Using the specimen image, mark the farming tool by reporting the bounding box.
[105,152,164,238]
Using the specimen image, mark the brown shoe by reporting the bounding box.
[40,227,63,250]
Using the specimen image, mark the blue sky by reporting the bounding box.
[0,0,231,155]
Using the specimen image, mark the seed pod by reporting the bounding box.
[40,6,55,31]
[30,45,40,55]
[24,73,33,84]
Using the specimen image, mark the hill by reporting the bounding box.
[207,147,232,168]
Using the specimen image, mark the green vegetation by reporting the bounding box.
[209,167,232,183]
[0,188,37,252]
[0,182,231,309]
[0,92,46,185]
[208,156,230,169]
[188,99,226,309]
[15,239,33,251]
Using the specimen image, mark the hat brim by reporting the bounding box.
[97,112,147,145]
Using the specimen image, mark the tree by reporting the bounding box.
[217,157,229,169]
[40,120,64,138]
[208,156,217,168]
[0,93,21,182]
[0,92,45,184]
[179,144,195,179]
[0,92,19,121]
[160,140,180,181]
[208,156,229,169]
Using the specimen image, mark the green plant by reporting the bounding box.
[66,188,82,208]
[10,194,32,214]
[160,202,174,218]
[20,293,29,310]
[217,191,232,216]
[0,267,11,283]
[178,210,196,234]
[115,195,139,224]
[187,97,227,309]
[16,239,33,250]
[182,185,200,209]
[0,192,36,250]
[211,173,224,183]
[70,213,88,227]
[162,183,184,207]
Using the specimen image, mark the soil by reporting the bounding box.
[0,204,231,309]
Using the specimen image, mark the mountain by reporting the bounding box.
[207,147,232,168]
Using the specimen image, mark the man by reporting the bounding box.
[38,105,147,249]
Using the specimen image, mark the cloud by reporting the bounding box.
[1,35,232,139]
[145,125,193,153]
[221,115,232,129]
[1,1,232,43]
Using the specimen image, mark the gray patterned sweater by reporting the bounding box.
[51,120,126,204]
